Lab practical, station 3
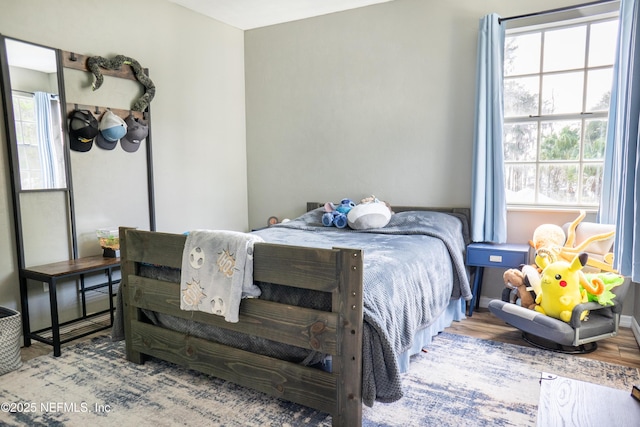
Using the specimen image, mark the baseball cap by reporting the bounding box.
[68,109,98,152]
[120,115,148,153]
[96,110,127,150]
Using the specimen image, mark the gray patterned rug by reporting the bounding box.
[0,332,637,426]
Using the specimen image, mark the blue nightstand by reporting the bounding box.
[466,242,531,317]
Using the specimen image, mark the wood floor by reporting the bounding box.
[446,308,640,369]
[19,332,108,362]
[20,308,640,369]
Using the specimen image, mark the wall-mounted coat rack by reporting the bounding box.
[66,103,147,121]
[61,50,156,237]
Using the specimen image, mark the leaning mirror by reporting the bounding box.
[1,36,67,190]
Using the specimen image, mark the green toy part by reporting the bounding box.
[584,273,624,306]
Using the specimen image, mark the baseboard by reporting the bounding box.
[631,316,640,346]
[478,296,497,311]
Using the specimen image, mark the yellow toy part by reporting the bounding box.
[534,253,604,323]
[530,210,617,274]
[559,210,617,273]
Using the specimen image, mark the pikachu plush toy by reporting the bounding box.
[534,252,604,322]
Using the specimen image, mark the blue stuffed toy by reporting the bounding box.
[322,198,355,228]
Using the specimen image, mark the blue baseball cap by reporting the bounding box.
[96,110,127,150]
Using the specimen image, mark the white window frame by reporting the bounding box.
[503,9,619,211]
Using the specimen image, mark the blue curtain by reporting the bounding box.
[599,0,640,281]
[34,91,59,188]
[471,13,507,243]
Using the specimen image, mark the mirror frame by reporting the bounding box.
[0,34,78,269]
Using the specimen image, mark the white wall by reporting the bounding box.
[0,0,248,328]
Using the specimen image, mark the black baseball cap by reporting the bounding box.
[68,109,99,152]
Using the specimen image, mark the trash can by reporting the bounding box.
[0,307,22,375]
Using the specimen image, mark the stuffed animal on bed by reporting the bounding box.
[347,196,393,230]
[322,196,393,230]
[322,198,355,228]
[534,252,605,322]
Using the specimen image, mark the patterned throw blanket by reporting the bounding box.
[255,209,471,406]
[180,230,263,322]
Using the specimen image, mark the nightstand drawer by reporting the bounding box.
[466,243,530,268]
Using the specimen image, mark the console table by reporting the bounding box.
[20,255,120,356]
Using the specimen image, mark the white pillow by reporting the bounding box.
[347,202,391,230]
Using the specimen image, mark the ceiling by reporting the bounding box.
[168,0,394,30]
[4,1,394,74]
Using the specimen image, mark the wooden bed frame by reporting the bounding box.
[119,205,470,427]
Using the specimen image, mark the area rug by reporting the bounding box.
[0,333,637,426]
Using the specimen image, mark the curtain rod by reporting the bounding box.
[12,89,34,95]
[499,0,617,24]
[12,89,59,99]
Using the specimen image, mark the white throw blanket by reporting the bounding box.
[180,230,263,322]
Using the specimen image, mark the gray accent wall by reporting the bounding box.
[244,0,637,326]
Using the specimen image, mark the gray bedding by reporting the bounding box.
[113,209,471,407]
[257,209,471,405]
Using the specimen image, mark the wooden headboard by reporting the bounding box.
[306,202,471,242]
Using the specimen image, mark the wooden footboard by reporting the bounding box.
[119,227,364,427]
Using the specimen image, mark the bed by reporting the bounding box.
[116,204,471,426]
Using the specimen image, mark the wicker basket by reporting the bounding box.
[0,307,22,376]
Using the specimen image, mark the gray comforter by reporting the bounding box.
[254,209,471,405]
[112,209,470,407]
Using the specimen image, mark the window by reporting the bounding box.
[12,91,66,190]
[503,14,619,208]
[12,93,42,189]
